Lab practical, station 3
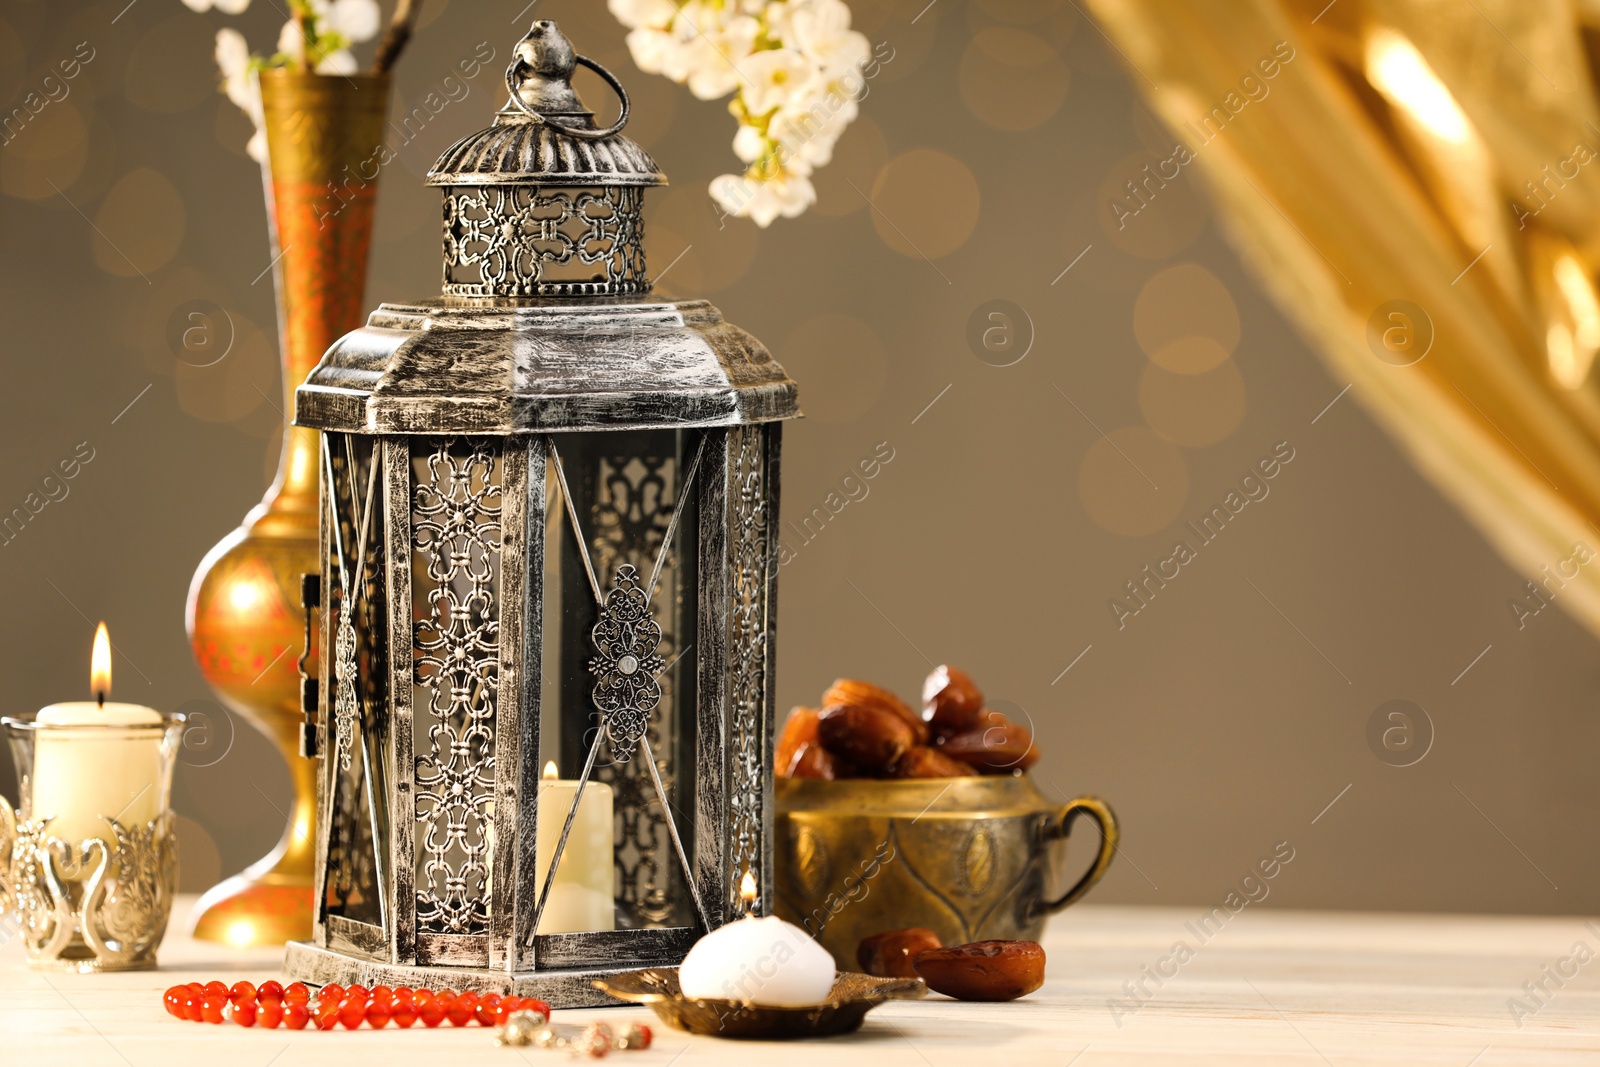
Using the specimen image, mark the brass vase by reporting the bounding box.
[185,70,390,946]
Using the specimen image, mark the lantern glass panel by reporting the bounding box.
[542,429,701,934]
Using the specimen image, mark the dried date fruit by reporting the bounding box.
[921,665,984,738]
[775,707,821,776]
[817,703,916,774]
[858,927,944,978]
[939,710,1039,773]
[914,940,1045,1001]
[891,745,972,778]
[787,741,842,780]
[824,678,929,745]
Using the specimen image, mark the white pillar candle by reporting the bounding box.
[534,761,614,934]
[31,625,164,845]
[679,872,836,1006]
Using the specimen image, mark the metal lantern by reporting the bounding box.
[283,20,798,1006]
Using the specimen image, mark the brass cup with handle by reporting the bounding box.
[774,775,1118,970]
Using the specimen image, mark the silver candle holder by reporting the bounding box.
[1,709,184,972]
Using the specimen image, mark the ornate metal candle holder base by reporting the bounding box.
[0,802,178,972]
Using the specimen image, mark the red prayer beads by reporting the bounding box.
[163,980,553,1033]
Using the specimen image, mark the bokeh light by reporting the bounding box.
[1078,426,1189,537]
[647,185,759,293]
[1134,263,1240,372]
[1139,359,1247,446]
[870,148,981,260]
[1095,149,1206,259]
[959,27,1069,132]
[1,99,88,200]
[812,113,888,218]
[92,167,186,276]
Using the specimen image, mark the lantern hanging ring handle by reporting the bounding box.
[505,54,631,140]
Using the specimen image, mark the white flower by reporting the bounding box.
[608,0,677,30]
[215,28,267,162]
[740,48,810,115]
[183,0,251,12]
[625,26,678,77]
[215,27,252,106]
[278,17,303,58]
[786,0,866,75]
[611,0,871,224]
[326,0,381,44]
[711,168,816,227]
[769,99,845,169]
[677,11,760,100]
[316,48,358,74]
[732,122,768,163]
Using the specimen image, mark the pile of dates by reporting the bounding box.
[858,928,1046,1001]
[775,665,1040,779]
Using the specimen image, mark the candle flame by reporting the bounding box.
[543,760,559,780]
[739,869,758,910]
[91,622,111,706]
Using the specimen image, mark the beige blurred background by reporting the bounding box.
[0,0,1594,916]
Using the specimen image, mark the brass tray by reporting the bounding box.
[593,968,925,1039]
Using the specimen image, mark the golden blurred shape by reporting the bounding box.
[780,313,887,423]
[1083,0,1600,636]
[92,167,186,277]
[1078,426,1189,537]
[1134,263,1239,368]
[959,27,1070,132]
[870,149,981,260]
[813,114,887,217]
[1365,30,1471,145]
[1139,359,1247,447]
[1,99,87,200]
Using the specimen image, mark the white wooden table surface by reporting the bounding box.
[6,897,1599,1065]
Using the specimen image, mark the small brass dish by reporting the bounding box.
[593,968,925,1039]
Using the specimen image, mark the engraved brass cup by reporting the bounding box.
[774,776,1117,969]
[186,70,390,947]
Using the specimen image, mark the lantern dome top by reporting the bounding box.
[427,21,666,189]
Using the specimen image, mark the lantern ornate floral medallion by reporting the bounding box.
[282,21,798,1006]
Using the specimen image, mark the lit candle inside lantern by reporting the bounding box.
[535,760,615,934]
[31,623,164,844]
[678,870,836,1006]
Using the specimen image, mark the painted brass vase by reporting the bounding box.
[185,70,390,947]
[774,776,1118,970]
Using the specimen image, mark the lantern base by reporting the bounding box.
[282,941,638,1009]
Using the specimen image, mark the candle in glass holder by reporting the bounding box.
[534,760,614,933]
[30,623,164,844]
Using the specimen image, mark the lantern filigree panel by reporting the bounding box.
[441,184,648,298]
[316,434,391,942]
[724,425,778,915]
[409,439,505,952]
